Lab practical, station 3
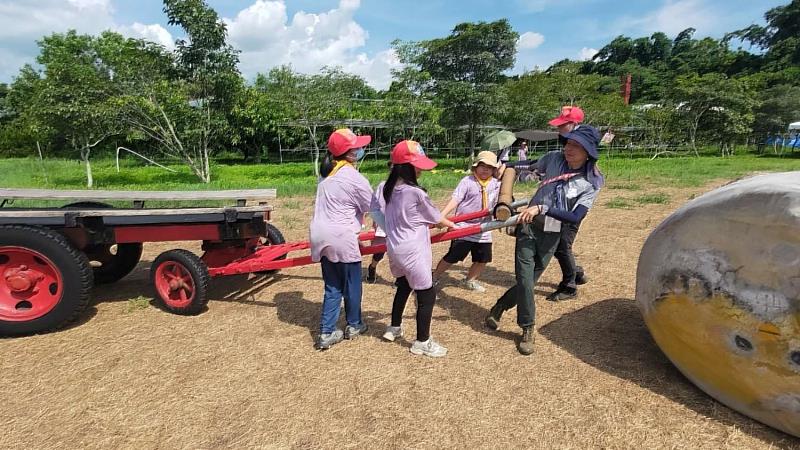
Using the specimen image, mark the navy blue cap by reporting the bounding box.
[562,125,601,160]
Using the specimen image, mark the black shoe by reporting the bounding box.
[366,266,377,283]
[575,270,588,285]
[547,288,577,302]
[485,304,503,330]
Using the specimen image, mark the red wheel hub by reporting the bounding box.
[154,261,195,308]
[0,246,63,322]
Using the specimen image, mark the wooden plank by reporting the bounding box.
[0,206,271,219]
[0,188,277,202]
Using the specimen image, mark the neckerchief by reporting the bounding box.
[475,176,492,209]
[328,160,352,178]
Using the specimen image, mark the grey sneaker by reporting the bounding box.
[344,322,368,339]
[382,325,403,342]
[410,338,448,357]
[464,279,486,292]
[316,329,344,350]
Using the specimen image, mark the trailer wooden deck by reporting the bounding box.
[0,188,277,207]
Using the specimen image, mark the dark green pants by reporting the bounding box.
[494,223,561,328]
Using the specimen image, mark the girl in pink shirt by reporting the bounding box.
[309,129,373,350]
[381,140,455,357]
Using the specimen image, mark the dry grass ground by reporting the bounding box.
[2,181,799,449]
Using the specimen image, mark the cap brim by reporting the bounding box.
[563,133,599,160]
[410,155,437,170]
[548,117,569,127]
[472,159,500,168]
[353,135,372,148]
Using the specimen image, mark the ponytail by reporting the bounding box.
[320,152,352,178]
[319,154,334,178]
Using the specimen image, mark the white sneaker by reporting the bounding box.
[382,325,403,342]
[464,279,486,293]
[410,338,448,357]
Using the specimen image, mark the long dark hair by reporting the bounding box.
[383,163,425,203]
[319,152,349,178]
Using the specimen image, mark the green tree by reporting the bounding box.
[395,20,519,152]
[752,84,800,132]
[728,0,800,70]
[15,31,123,187]
[254,66,376,173]
[137,0,242,182]
[670,73,758,153]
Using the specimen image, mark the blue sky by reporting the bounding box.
[0,0,786,88]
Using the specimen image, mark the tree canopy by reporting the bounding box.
[0,0,797,179]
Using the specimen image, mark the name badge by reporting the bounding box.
[567,187,578,199]
[544,215,562,233]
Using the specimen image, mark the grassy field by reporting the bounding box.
[1,152,799,202]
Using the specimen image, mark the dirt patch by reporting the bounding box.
[2,181,797,449]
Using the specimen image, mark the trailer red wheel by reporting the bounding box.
[0,247,63,321]
[151,249,209,315]
[0,225,93,336]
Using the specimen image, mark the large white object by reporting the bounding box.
[789,121,800,131]
[636,171,800,437]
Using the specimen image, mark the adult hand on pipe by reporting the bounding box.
[517,205,541,224]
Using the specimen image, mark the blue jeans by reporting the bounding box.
[319,257,364,334]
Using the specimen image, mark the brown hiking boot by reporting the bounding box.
[485,304,503,330]
[518,326,535,355]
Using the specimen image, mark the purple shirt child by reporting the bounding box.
[450,175,500,243]
[309,165,372,263]
[385,183,442,290]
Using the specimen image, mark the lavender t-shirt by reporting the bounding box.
[451,175,500,243]
[385,183,442,290]
[309,165,372,263]
[370,181,387,238]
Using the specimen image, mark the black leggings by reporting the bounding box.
[391,277,436,342]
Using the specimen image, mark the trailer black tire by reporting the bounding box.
[0,225,93,336]
[151,249,209,315]
[257,223,286,275]
[62,201,143,284]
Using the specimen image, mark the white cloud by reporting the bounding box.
[578,47,598,61]
[517,31,545,50]
[0,0,116,81]
[0,0,114,42]
[0,0,398,88]
[224,0,402,89]
[616,0,717,36]
[117,23,175,51]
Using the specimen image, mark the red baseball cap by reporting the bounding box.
[327,128,372,157]
[548,105,585,127]
[390,140,437,170]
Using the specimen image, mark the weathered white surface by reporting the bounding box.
[637,171,800,321]
[635,171,800,437]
